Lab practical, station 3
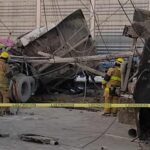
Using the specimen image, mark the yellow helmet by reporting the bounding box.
[115,57,124,64]
[0,51,10,59]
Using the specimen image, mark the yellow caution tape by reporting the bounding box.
[0,103,150,108]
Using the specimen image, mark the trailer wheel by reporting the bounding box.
[12,74,32,103]
[28,77,37,94]
[9,80,16,102]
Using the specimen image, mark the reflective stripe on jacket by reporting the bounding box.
[110,76,121,82]
[103,66,121,97]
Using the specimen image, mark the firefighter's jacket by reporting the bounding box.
[0,59,9,89]
[102,66,121,96]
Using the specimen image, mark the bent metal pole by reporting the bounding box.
[10,52,135,64]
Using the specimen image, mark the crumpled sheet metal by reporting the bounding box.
[133,38,150,103]
[21,9,95,59]
[16,9,95,85]
[132,9,150,103]
[133,9,150,22]
[132,9,150,39]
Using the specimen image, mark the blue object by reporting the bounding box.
[96,60,115,72]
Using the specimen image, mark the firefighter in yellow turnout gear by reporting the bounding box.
[0,52,10,115]
[102,58,124,116]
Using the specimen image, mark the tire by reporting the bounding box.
[128,128,137,138]
[12,74,32,103]
[28,76,37,94]
[9,80,15,102]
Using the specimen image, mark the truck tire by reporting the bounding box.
[12,74,32,103]
[9,80,15,102]
[28,76,37,94]
[128,128,137,138]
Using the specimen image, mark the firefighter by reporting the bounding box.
[102,58,124,116]
[0,51,10,115]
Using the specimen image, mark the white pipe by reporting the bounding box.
[9,52,135,64]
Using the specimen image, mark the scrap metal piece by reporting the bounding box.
[0,134,9,138]
[123,25,138,39]
[18,26,55,47]
[133,38,150,103]
[122,56,133,92]
[132,10,150,102]
[132,9,150,39]
[19,134,59,145]
[133,9,150,22]
[18,9,95,62]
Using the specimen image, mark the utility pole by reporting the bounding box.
[90,0,95,39]
[36,0,41,28]
[149,0,150,10]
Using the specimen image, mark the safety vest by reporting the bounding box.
[110,76,121,82]
[106,67,121,88]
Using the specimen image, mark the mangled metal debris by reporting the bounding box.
[132,9,150,39]
[7,8,135,103]
[19,134,59,145]
[18,25,55,47]
[130,9,150,102]
[119,8,150,141]
[8,9,96,102]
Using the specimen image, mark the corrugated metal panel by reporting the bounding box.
[0,0,36,38]
[0,0,149,46]
[95,0,149,36]
[95,0,149,53]
[0,0,91,38]
[40,0,90,27]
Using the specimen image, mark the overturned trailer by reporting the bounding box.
[9,9,96,102]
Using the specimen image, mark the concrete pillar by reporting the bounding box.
[36,0,41,28]
[90,0,95,39]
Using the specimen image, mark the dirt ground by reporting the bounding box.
[0,107,143,150]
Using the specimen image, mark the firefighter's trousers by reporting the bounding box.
[0,88,10,115]
[103,87,119,114]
